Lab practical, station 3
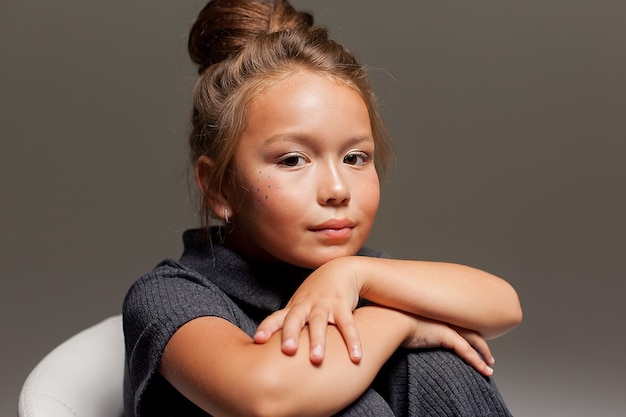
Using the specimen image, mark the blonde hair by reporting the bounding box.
[188,0,393,224]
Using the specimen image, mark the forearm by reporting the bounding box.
[252,306,408,416]
[160,306,408,417]
[345,256,522,338]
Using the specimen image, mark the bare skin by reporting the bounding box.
[255,255,521,364]
[161,306,496,417]
[159,69,522,416]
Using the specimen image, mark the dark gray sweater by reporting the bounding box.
[123,228,512,416]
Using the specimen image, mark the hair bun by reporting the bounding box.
[188,0,315,74]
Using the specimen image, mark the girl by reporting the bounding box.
[123,1,522,416]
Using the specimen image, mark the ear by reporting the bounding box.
[194,155,233,222]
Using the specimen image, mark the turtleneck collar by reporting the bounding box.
[178,228,312,314]
[178,228,386,315]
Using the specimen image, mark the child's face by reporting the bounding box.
[223,70,380,269]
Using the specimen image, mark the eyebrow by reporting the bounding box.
[263,133,374,148]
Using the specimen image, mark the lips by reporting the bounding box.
[309,219,355,241]
[309,219,356,231]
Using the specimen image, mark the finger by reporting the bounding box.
[307,307,330,365]
[442,332,494,377]
[456,329,495,366]
[254,310,288,344]
[280,305,309,355]
[454,343,493,377]
[334,312,362,363]
[469,336,494,366]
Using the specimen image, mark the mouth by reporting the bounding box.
[310,219,355,230]
[309,219,355,241]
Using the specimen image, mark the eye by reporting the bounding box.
[343,152,371,166]
[278,154,307,167]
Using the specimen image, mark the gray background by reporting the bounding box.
[1,0,624,415]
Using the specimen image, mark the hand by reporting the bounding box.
[254,257,363,365]
[403,314,495,377]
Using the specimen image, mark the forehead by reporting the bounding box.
[241,70,371,139]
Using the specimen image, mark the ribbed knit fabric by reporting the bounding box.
[336,389,396,416]
[366,348,512,417]
[123,228,512,416]
[406,349,511,416]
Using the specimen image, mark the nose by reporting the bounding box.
[317,161,351,206]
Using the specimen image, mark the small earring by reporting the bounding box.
[223,208,231,224]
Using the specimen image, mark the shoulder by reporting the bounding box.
[124,259,225,312]
[123,258,233,322]
[126,259,217,295]
[122,258,240,354]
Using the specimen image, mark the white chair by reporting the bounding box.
[18,315,125,417]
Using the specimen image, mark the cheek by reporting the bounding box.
[370,187,381,212]
[243,172,292,218]
[360,174,381,214]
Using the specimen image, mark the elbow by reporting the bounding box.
[241,364,301,417]
[506,285,523,328]
[243,401,283,417]
[490,288,523,338]
[511,296,523,328]
[245,398,290,417]
[502,302,523,333]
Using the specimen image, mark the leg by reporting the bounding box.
[375,348,512,417]
[333,388,396,417]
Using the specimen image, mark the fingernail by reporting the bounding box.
[352,346,362,360]
[311,345,323,358]
[486,366,494,375]
[283,338,296,349]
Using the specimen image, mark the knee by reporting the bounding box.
[404,349,512,417]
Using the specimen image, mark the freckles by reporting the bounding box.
[253,172,274,201]
[251,170,285,203]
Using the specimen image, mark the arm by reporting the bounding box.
[159,305,490,417]
[257,256,522,362]
[351,257,523,338]
[160,306,409,417]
